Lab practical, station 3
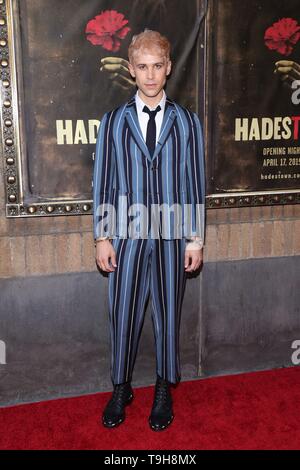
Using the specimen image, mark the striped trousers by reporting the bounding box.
[108,238,187,385]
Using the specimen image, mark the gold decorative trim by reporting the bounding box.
[206,191,300,209]
[0,0,21,215]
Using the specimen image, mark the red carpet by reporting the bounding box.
[1,367,300,450]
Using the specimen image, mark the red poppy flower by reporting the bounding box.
[264,18,300,56]
[86,10,131,52]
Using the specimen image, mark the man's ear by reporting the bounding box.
[128,62,136,78]
[167,60,172,76]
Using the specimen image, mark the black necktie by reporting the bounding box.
[142,105,161,156]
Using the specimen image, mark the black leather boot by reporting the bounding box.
[149,376,174,431]
[102,382,134,428]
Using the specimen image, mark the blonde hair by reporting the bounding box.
[128,29,171,63]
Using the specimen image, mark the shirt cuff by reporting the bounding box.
[185,237,204,250]
[94,237,112,245]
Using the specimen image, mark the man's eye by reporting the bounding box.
[138,65,145,70]
[155,64,162,69]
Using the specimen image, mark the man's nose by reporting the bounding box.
[146,67,154,79]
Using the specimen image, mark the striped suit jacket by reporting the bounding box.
[93,95,205,241]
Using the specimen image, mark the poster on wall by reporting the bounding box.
[206,0,300,207]
[0,0,205,217]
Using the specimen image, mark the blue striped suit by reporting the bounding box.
[93,95,205,384]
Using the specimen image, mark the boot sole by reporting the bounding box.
[102,393,134,428]
[149,414,174,432]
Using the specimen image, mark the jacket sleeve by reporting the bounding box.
[93,112,116,240]
[185,112,206,243]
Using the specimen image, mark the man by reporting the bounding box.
[93,30,205,431]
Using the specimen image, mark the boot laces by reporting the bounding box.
[154,380,169,404]
[111,384,129,404]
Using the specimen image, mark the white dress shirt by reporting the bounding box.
[135,90,166,145]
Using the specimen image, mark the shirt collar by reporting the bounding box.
[135,89,166,113]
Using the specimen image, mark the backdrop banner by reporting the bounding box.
[0,0,205,217]
[207,0,300,205]
[1,0,299,217]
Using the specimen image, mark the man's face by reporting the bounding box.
[128,48,172,104]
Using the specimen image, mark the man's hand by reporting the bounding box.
[274,60,300,88]
[96,240,117,273]
[100,57,135,91]
[184,247,203,273]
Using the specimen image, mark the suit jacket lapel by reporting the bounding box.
[152,97,176,160]
[125,98,152,162]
